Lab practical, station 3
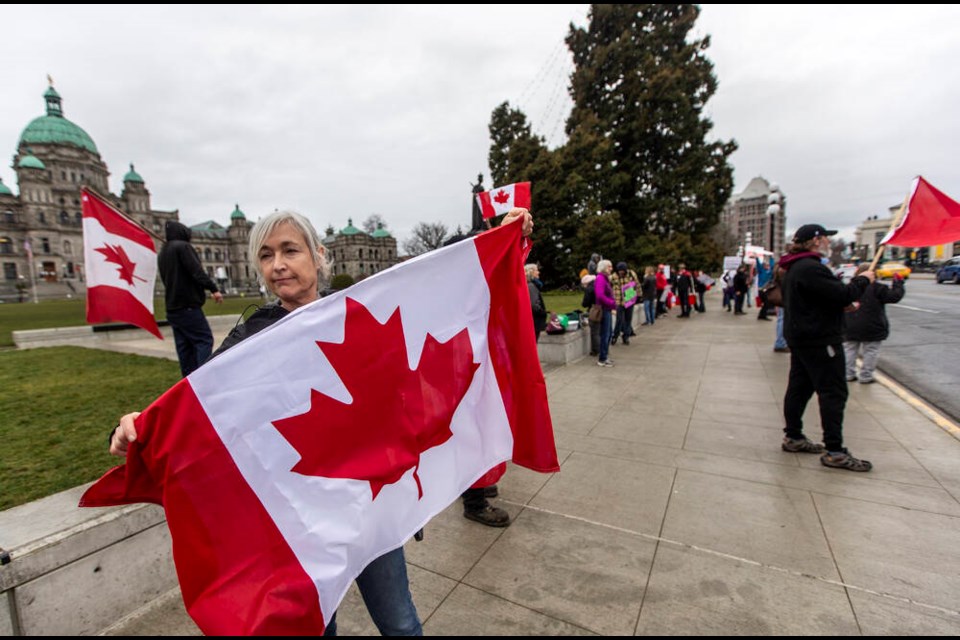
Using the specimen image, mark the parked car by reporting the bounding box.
[936,256,960,284]
[876,261,911,280]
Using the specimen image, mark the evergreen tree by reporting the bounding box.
[565,4,736,238]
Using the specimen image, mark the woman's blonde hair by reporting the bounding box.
[644,266,655,276]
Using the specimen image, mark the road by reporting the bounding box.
[875,274,960,422]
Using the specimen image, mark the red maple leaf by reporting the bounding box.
[493,189,511,205]
[95,243,145,286]
[272,298,480,500]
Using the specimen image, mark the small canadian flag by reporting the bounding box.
[475,182,531,220]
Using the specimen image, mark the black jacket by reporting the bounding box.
[528,280,547,333]
[781,252,869,347]
[158,221,219,311]
[844,279,905,342]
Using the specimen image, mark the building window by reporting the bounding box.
[359,249,363,259]
[63,240,72,255]
[38,211,46,224]
[60,211,69,224]
[0,237,12,254]
[3,211,13,223]
[71,172,76,182]
[204,248,212,261]
[76,212,82,224]
[42,237,50,253]
[4,263,16,280]
[215,250,221,261]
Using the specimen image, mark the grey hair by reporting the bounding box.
[597,259,613,273]
[248,210,332,287]
[524,263,539,280]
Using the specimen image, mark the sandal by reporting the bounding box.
[782,437,825,453]
[820,449,873,472]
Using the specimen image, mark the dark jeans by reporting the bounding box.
[696,292,705,312]
[678,293,691,317]
[323,548,422,636]
[783,344,849,452]
[734,292,745,313]
[599,308,613,362]
[612,304,634,340]
[166,306,214,377]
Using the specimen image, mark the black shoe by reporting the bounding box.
[622,339,630,345]
[483,485,499,499]
[464,504,511,527]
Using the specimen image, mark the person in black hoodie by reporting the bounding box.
[158,220,223,377]
[843,265,905,384]
[779,224,876,472]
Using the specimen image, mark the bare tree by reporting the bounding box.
[402,222,449,256]
[362,214,388,234]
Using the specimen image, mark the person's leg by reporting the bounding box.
[858,341,882,383]
[186,307,215,367]
[322,611,337,636]
[842,341,859,380]
[611,305,624,343]
[166,309,197,377]
[645,299,655,325]
[599,309,612,363]
[774,308,788,350]
[622,305,634,342]
[590,319,600,355]
[803,344,849,452]
[783,349,816,441]
[355,548,422,636]
[734,292,744,314]
[461,487,509,526]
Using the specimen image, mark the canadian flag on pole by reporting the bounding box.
[475,182,532,220]
[80,221,558,635]
[81,188,162,338]
[881,176,960,247]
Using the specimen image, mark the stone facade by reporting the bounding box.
[1,83,397,298]
[721,176,787,256]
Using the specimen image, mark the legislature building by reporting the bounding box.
[0,83,397,300]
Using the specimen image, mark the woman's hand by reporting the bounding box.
[501,207,533,237]
[110,412,141,456]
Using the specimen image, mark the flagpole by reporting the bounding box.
[82,186,164,244]
[28,248,38,304]
[868,192,910,271]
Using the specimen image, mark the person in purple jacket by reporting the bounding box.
[594,259,617,367]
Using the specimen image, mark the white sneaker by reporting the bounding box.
[597,360,614,367]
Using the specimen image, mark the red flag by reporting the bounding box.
[881,176,960,247]
[82,188,162,338]
[80,221,557,635]
[475,182,531,220]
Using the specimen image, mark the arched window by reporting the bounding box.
[215,250,222,261]
[63,239,72,255]
[60,211,69,224]
[204,248,212,261]
[38,211,46,223]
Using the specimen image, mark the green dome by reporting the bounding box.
[18,86,99,154]
[19,154,46,170]
[230,204,246,220]
[0,177,12,196]
[371,222,391,238]
[340,218,362,235]
[123,163,144,183]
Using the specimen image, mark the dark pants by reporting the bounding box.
[678,292,691,317]
[167,306,214,377]
[656,289,666,316]
[783,344,849,452]
[734,291,745,313]
[758,298,773,319]
[696,291,705,312]
[612,304,634,341]
[590,316,601,355]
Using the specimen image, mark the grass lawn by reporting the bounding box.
[0,296,260,347]
[0,347,182,510]
[542,290,584,315]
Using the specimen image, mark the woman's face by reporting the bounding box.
[258,222,323,310]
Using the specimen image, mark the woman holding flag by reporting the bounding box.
[107,206,534,635]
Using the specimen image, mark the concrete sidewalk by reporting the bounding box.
[103,300,960,636]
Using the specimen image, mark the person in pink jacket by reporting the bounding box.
[595,259,617,366]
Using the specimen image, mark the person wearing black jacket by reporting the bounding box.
[843,266,905,384]
[526,263,547,342]
[158,220,223,377]
[779,224,876,472]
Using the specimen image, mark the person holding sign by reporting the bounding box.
[610,262,640,345]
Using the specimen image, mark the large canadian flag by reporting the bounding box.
[81,188,162,338]
[881,176,960,247]
[475,182,531,220]
[80,221,558,635]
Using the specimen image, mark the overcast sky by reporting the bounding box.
[3,4,959,248]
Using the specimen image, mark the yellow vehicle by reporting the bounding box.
[876,261,911,280]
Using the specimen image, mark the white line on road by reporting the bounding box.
[891,304,940,314]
